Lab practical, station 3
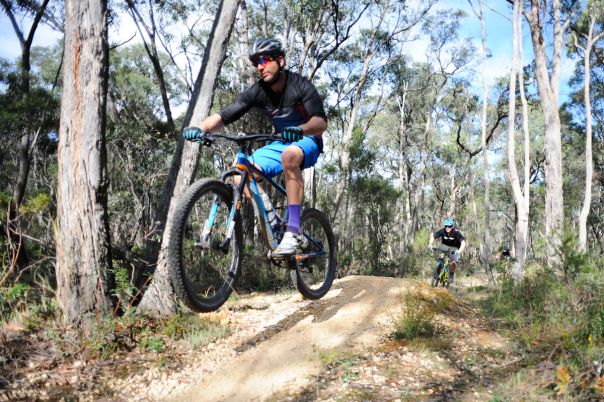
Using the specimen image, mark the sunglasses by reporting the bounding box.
[445,225,453,229]
[252,55,275,67]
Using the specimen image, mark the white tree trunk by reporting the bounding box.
[577,17,603,252]
[508,0,529,280]
[397,84,408,256]
[526,0,570,270]
[56,0,113,327]
[516,2,531,272]
[470,0,494,286]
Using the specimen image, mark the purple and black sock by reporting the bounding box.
[286,204,301,234]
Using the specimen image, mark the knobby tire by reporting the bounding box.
[168,179,242,312]
[290,208,336,300]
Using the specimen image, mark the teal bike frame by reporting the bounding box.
[201,133,325,261]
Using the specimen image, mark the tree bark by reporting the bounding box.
[576,17,604,252]
[0,0,51,207]
[397,84,408,256]
[474,0,494,286]
[56,0,113,327]
[516,10,531,271]
[138,0,240,316]
[468,0,495,286]
[508,0,530,280]
[525,0,572,270]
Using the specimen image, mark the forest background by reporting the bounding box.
[1,0,604,399]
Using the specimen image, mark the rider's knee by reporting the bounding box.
[281,146,303,169]
[450,261,457,273]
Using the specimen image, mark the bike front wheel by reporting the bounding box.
[290,208,337,300]
[168,179,242,312]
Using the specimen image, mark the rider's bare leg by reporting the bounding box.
[450,261,457,282]
[282,146,304,203]
[281,146,304,234]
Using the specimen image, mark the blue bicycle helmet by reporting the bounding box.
[443,218,455,227]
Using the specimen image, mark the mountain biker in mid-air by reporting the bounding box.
[429,218,467,283]
[181,37,328,258]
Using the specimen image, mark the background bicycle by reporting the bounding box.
[168,133,337,312]
[431,245,458,289]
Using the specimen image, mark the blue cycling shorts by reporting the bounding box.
[249,136,322,178]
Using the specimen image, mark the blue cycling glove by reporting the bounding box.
[183,126,204,141]
[281,126,303,142]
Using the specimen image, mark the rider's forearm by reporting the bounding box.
[458,240,466,253]
[199,114,225,133]
[429,236,434,247]
[299,116,327,136]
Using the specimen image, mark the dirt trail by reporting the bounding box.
[168,276,409,402]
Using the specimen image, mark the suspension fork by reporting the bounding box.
[217,171,247,252]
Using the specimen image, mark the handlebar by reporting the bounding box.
[198,132,281,147]
[432,246,458,257]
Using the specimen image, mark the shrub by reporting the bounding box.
[481,254,604,399]
[392,287,450,340]
[162,313,231,350]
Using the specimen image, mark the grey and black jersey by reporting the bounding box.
[219,71,327,134]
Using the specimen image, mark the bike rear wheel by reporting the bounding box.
[290,208,336,300]
[168,179,242,312]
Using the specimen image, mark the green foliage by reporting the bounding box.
[1,282,30,320]
[111,260,136,308]
[316,348,359,383]
[20,193,51,215]
[161,313,231,350]
[139,329,165,353]
[560,231,596,279]
[83,310,232,358]
[0,280,57,331]
[86,316,122,359]
[392,288,451,340]
[481,255,604,399]
[0,192,11,211]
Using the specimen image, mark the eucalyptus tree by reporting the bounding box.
[566,7,604,254]
[138,0,240,316]
[0,42,62,287]
[507,0,532,278]
[519,0,582,269]
[400,9,475,246]
[107,0,229,295]
[105,44,185,257]
[281,0,372,81]
[1,0,63,270]
[381,59,434,253]
[331,0,438,224]
[365,7,476,256]
[0,0,62,208]
[56,0,113,327]
[570,0,604,252]
[468,0,494,284]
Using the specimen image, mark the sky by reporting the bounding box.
[0,0,578,104]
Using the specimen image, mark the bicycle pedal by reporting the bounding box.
[293,253,309,261]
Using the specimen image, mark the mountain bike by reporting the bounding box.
[168,133,337,312]
[431,245,458,289]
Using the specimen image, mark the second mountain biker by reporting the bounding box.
[182,37,327,259]
[429,218,467,283]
